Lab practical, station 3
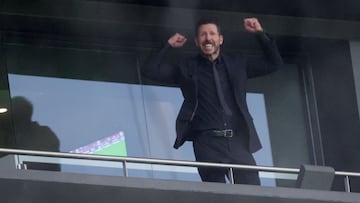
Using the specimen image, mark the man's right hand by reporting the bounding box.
[168,33,187,48]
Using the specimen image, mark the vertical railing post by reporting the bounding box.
[344,175,351,192]
[123,160,128,177]
[229,168,235,184]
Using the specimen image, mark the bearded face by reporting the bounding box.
[195,23,223,61]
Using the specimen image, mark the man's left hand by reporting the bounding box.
[243,18,263,33]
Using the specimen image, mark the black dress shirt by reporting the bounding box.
[191,55,245,131]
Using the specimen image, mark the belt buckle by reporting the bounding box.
[224,129,233,137]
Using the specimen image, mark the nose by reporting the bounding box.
[204,33,211,40]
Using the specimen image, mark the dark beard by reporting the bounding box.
[200,46,220,61]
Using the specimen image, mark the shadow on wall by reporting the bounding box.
[11,96,61,171]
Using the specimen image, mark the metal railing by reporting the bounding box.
[0,147,359,192]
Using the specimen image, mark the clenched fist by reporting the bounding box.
[168,33,187,48]
[243,18,263,33]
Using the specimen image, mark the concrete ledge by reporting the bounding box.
[1,168,360,203]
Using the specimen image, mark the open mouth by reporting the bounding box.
[204,43,214,50]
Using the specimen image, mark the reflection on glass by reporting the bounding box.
[8,74,147,158]
[11,96,60,171]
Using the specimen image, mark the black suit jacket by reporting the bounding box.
[142,33,283,153]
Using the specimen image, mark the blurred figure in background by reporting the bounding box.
[12,96,60,171]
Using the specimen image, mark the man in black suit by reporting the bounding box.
[142,17,283,184]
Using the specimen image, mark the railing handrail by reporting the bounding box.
[1,147,360,178]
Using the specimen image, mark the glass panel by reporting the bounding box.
[5,45,150,175]
[248,63,311,187]
[248,64,311,168]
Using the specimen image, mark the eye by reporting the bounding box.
[198,32,206,37]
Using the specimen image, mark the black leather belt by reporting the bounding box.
[213,129,233,137]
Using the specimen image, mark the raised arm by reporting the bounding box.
[242,18,283,78]
[141,33,187,84]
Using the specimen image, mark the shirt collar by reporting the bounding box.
[198,54,224,65]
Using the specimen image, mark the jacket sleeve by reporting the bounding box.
[246,32,283,78]
[141,43,180,84]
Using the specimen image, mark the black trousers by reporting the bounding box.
[192,130,260,185]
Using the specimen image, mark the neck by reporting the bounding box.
[202,52,220,62]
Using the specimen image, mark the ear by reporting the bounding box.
[220,35,224,45]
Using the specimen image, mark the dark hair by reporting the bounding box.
[195,17,222,36]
